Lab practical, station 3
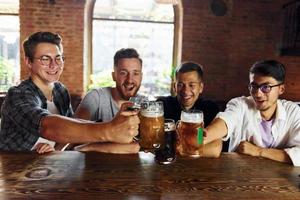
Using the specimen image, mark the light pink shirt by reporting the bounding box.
[259,119,274,148]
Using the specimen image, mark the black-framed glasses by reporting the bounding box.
[248,83,283,93]
[34,55,65,66]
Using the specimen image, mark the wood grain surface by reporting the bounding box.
[0,151,299,199]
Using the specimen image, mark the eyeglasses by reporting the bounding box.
[34,55,65,66]
[248,83,283,93]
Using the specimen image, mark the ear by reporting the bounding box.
[279,84,285,95]
[25,57,32,69]
[172,81,177,94]
[112,71,116,81]
[199,82,204,94]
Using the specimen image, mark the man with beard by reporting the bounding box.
[0,32,140,153]
[74,48,143,153]
[204,60,300,166]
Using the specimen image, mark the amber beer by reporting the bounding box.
[139,101,164,150]
[176,110,204,157]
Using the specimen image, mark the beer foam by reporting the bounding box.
[165,122,176,131]
[141,110,164,118]
[180,112,203,123]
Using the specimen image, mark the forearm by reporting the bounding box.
[203,139,222,158]
[74,107,91,120]
[204,118,228,144]
[75,142,140,154]
[260,148,292,164]
[40,115,111,143]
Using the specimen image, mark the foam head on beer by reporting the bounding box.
[140,101,164,117]
[180,110,203,124]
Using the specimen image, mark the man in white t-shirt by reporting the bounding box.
[205,60,300,166]
[75,48,143,122]
[74,48,143,153]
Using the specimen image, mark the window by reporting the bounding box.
[278,1,300,55]
[90,0,177,97]
[0,0,19,93]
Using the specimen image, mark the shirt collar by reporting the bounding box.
[275,100,286,121]
[27,78,47,103]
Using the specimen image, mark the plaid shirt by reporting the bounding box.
[0,78,74,150]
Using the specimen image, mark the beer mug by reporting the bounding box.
[176,110,204,157]
[164,119,177,153]
[155,119,177,164]
[139,101,164,150]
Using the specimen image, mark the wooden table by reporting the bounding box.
[0,151,299,199]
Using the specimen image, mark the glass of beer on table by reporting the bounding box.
[176,110,204,157]
[139,101,164,151]
[154,118,177,164]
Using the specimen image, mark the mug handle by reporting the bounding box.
[175,120,181,142]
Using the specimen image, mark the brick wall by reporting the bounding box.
[20,0,85,95]
[19,0,300,102]
[181,0,300,102]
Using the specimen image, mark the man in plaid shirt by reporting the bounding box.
[0,32,140,153]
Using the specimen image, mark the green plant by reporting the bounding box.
[87,66,174,96]
[88,69,115,91]
[0,56,14,92]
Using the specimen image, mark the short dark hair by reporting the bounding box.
[175,62,204,80]
[250,60,285,83]
[23,31,63,62]
[113,48,142,67]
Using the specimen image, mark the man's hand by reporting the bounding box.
[107,102,140,143]
[34,143,55,154]
[236,141,262,157]
[203,128,209,144]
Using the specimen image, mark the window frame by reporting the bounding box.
[0,0,20,94]
[278,1,300,56]
[84,0,182,94]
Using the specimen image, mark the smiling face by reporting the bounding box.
[112,58,142,100]
[249,73,285,120]
[26,42,64,86]
[175,71,204,110]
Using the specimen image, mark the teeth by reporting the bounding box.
[124,85,134,90]
[182,96,191,100]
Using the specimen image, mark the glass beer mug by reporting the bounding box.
[139,101,165,150]
[154,119,177,164]
[176,110,204,157]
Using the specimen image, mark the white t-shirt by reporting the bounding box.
[77,87,145,122]
[76,87,119,122]
[217,96,300,166]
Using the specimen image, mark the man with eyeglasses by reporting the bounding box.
[204,60,300,166]
[0,31,140,153]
